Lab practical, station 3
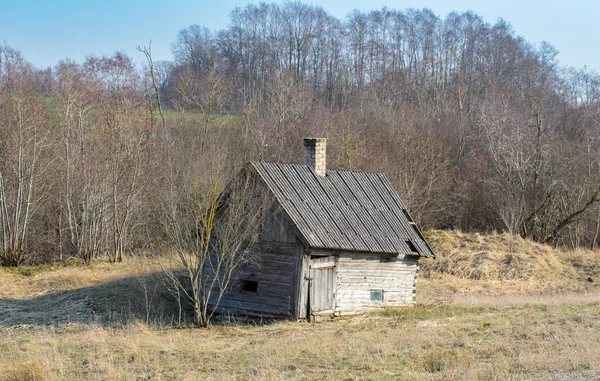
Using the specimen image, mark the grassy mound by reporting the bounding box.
[419,230,600,297]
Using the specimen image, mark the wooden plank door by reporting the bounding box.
[309,256,337,320]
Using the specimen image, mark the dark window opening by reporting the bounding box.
[406,240,418,253]
[370,289,383,302]
[402,209,414,223]
[241,280,258,293]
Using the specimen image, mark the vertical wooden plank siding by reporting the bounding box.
[335,253,418,314]
[297,253,310,320]
[309,256,338,313]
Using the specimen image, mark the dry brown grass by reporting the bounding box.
[0,358,50,381]
[419,230,600,299]
[0,257,162,299]
[1,231,600,380]
[0,256,180,327]
[1,300,600,380]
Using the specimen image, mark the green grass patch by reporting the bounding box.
[375,304,473,321]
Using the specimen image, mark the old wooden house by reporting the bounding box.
[213,138,435,321]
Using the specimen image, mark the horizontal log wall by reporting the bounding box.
[210,242,302,319]
[335,252,418,315]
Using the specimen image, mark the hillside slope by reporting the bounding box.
[419,230,600,299]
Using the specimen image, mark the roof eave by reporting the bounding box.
[306,244,434,258]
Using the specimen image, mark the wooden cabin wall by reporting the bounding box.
[210,242,303,318]
[298,250,419,319]
[335,253,418,315]
[259,209,297,243]
[209,212,303,319]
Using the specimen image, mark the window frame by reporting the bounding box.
[370,289,384,302]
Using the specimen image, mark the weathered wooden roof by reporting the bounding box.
[252,162,435,258]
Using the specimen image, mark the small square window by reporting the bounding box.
[242,280,258,292]
[370,289,383,302]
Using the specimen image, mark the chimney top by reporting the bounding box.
[304,138,326,176]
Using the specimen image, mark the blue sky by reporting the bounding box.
[0,0,598,71]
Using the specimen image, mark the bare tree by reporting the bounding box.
[5,4,600,263]
[86,53,149,262]
[55,60,107,263]
[0,45,51,266]
[162,166,272,327]
[137,42,166,131]
[172,25,217,71]
[172,65,228,141]
[479,91,533,249]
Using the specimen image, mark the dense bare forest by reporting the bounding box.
[2,2,600,265]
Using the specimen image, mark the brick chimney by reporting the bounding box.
[304,138,326,176]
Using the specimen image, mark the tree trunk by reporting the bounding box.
[546,192,600,245]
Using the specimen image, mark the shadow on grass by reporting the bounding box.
[0,271,188,328]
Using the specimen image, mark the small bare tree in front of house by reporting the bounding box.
[163,167,271,328]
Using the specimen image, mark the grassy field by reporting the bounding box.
[1,231,600,380]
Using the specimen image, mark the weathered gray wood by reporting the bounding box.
[258,163,322,247]
[208,160,433,322]
[260,209,297,243]
[297,253,310,320]
[335,252,418,314]
[309,256,338,317]
[208,242,303,319]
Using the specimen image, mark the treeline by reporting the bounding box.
[2,2,600,265]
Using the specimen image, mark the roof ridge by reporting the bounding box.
[251,161,389,177]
